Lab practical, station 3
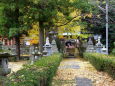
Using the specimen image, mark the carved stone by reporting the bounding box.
[101,45,107,54]
[96,36,103,53]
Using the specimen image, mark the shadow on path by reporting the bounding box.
[76,77,92,86]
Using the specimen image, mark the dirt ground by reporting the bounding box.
[8,61,27,73]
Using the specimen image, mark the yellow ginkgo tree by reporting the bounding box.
[22,23,39,45]
[57,9,92,39]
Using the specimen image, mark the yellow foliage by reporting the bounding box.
[70,9,81,17]
[57,8,83,39]
[72,35,76,39]
[27,23,39,45]
[84,13,92,18]
[58,35,64,39]
[58,25,81,39]
[30,39,38,44]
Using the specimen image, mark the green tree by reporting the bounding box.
[0,0,30,60]
[21,0,93,52]
[82,0,115,53]
[0,0,94,54]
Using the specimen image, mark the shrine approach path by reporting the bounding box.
[52,58,115,86]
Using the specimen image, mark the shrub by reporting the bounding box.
[84,53,115,79]
[0,76,6,86]
[6,53,62,86]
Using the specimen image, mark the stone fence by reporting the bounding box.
[2,45,30,56]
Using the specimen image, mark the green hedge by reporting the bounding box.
[5,53,62,86]
[83,53,115,79]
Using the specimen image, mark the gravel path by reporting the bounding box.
[8,61,27,73]
[52,58,115,86]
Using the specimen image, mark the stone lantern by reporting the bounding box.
[0,42,11,76]
[43,47,48,56]
[34,47,42,60]
[101,45,107,54]
[96,36,103,53]
[31,47,42,64]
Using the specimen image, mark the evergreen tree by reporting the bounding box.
[82,0,115,53]
[0,0,30,60]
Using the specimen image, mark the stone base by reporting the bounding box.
[0,68,11,76]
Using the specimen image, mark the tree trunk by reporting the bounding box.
[45,29,49,38]
[39,22,44,53]
[15,36,20,61]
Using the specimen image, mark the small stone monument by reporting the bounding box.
[43,37,52,56]
[86,38,96,52]
[96,36,103,53]
[101,45,107,54]
[51,39,58,53]
[0,42,11,76]
[0,53,11,76]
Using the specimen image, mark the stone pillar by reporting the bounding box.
[30,45,35,65]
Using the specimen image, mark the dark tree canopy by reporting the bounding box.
[0,0,94,52]
[82,0,115,53]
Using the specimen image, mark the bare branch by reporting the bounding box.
[98,5,105,12]
[53,14,86,27]
[97,5,115,23]
[55,16,79,27]
[89,0,115,23]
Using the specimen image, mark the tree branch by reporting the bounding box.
[53,14,84,27]
[98,5,105,12]
[90,0,115,23]
[97,5,115,23]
